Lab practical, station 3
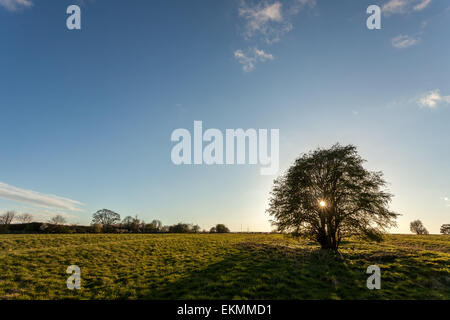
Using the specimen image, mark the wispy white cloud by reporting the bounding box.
[390,17,428,49]
[382,0,432,16]
[391,34,420,48]
[382,0,409,15]
[0,0,32,12]
[238,0,315,43]
[289,0,317,14]
[234,0,314,71]
[0,182,84,212]
[414,0,432,11]
[234,47,274,72]
[418,89,450,108]
[442,197,450,207]
[239,1,286,43]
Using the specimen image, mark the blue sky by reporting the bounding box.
[1,0,449,233]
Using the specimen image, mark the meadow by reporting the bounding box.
[0,233,449,300]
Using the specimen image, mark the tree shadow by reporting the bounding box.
[147,242,368,300]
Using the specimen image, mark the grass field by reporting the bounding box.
[0,233,449,300]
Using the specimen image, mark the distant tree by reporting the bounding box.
[139,220,146,233]
[150,219,162,229]
[215,224,230,233]
[268,144,399,251]
[92,209,121,226]
[122,216,134,228]
[132,215,141,233]
[439,224,450,235]
[142,219,162,233]
[16,213,33,224]
[410,220,429,235]
[143,223,156,233]
[209,227,216,233]
[92,223,103,233]
[49,215,67,225]
[121,215,141,232]
[192,225,201,233]
[169,223,192,233]
[0,211,16,225]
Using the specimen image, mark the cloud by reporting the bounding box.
[0,0,32,11]
[414,0,432,11]
[234,47,274,72]
[391,34,420,48]
[390,16,428,49]
[418,89,450,108]
[383,0,409,15]
[239,1,286,43]
[0,182,84,212]
[238,0,315,43]
[442,197,450,207]
[290,0,317,14]
[234,1,314,71]
[382,0,432,16]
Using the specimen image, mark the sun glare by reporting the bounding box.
[319,200,326,207]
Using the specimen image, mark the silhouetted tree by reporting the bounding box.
[410,220,429,235]
[122,216,134,227]
[92,223,103,233]
[0,211,16,225]
[16,213,33,223]
[92,209,120,226]
[49,215,67,225]
[268,144,399,251]
[139,220,146,233]
[440,224,450,235]
[192,225,201,233]
[168,223,192,233]
[215,224,230,233]
[141,220,163,233]
[209,227,216,233]
[151,219,162,229]
[131,215,141,232]
[160,225,169,233]
[121,215,141,232]
[143,223,157,233]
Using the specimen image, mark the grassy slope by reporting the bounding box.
[0,233,448,300]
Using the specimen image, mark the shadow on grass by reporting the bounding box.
[146,240,450,300]
[148,242,368,300]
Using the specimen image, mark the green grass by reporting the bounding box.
[0,233,449,300]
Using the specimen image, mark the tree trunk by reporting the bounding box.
[319,231,339,251]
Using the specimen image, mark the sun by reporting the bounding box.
[319,200,327,207]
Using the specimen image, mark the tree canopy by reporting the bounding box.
[92,209,121,226]
[410,220,429,235]
[0,211,16,225]
[49,215,67,225]
[267,144,398,250]
[168,223,199,233]
[215,224,230,233]
[16,213,33,223]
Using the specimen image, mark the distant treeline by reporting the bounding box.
[0,209,231,234]
[2,222,92,234]
[0,222,231,235]
[1,209,449,235]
